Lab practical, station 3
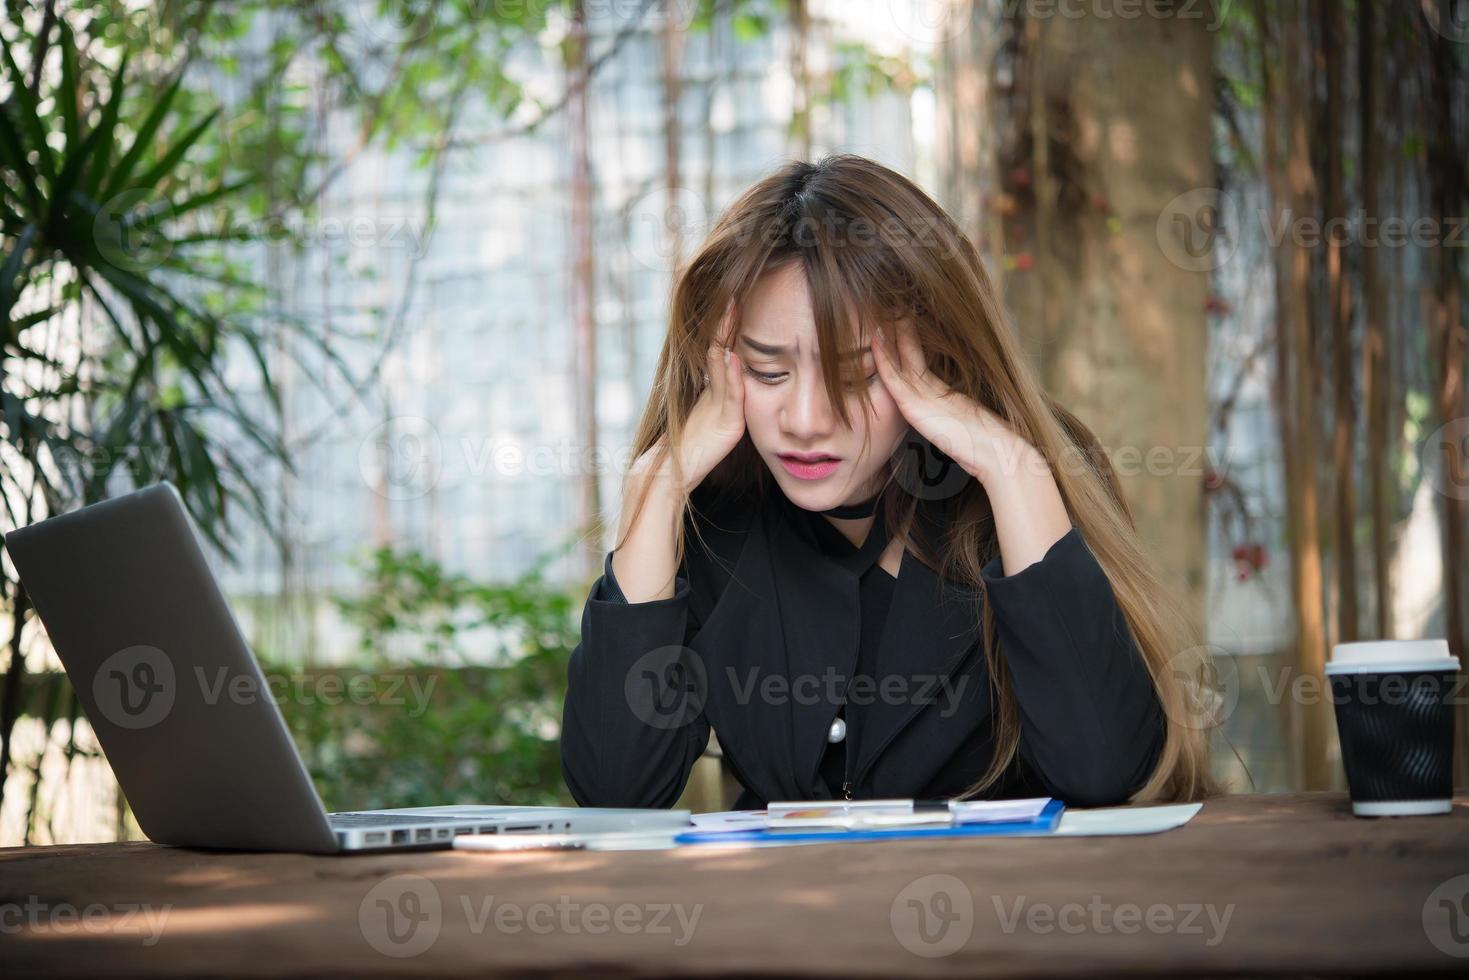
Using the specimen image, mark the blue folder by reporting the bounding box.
[674,798,1066,845]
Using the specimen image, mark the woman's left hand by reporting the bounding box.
[873,317,1075,574]
[872,319,1033,487]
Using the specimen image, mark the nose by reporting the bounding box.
[780,369,838,442]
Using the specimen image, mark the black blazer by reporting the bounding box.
[560,481,1165,810]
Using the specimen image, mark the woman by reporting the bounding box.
[561,154,1220,811]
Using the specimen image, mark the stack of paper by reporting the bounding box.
[674,797,1065,845]
[761,797,1053,831]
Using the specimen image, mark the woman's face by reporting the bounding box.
[734,262,911,511]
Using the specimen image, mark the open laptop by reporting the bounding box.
[2,482,689,853]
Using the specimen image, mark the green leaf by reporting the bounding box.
[51,52,133,226]
[0,223,37,321]
[0,26,57,185]
[102,69,185,200]
[131,108,221,195]
[58,20,81,150]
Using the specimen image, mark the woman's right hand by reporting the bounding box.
[634,304,746,495]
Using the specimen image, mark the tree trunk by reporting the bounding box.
[1321,0,1357,648]
[1257,0,1331,791]
[1421,14,1469,787]
[1359,0,1391,641]
[567,0,601,579]
[788,0,810,159]
[997,3,1213,636]
[662,0,686,269]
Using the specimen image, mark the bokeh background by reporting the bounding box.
[2,0,1466,845]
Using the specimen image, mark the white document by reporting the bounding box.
[1046,802,1203,836]
[948,797,1052,824]
[452,803,1206,853]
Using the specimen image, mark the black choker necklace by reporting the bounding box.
[820,494,881,519]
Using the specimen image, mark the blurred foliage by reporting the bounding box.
[0,13,305,547]
[270,545,580,810]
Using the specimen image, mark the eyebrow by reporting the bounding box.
[738,337,871,359]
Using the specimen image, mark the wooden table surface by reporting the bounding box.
[2,791,1467,977]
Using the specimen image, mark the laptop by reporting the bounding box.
[2,482,689,853]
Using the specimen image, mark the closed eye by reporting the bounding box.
[743,366,879,387]
[744,364,787,385]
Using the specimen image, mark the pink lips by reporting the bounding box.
[778,454,841,480]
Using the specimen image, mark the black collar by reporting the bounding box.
[776,485,890,579]
[819,494,881,519]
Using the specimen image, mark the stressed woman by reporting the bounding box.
[560,154,1220,811]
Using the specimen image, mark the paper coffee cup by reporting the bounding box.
[1326,639,1459,817]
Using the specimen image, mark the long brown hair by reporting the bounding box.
[613,153,1220,803]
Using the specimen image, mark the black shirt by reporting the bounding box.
[804,506,898,799]
[567,478,1167,810]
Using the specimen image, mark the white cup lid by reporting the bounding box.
[1325,639,1460,674]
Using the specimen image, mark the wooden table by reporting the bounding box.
[2,791,1467,977]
